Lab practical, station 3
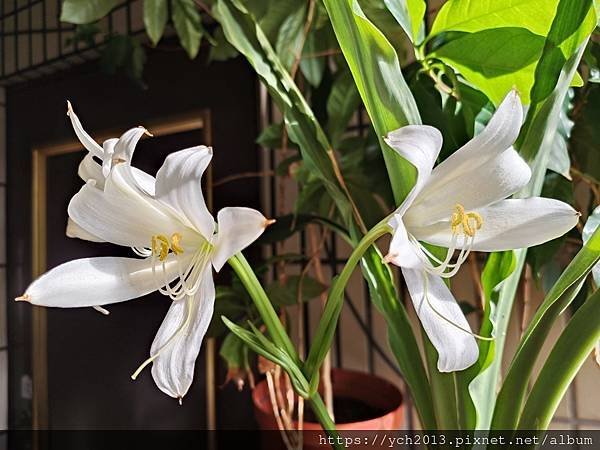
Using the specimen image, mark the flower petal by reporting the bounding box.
[78,153,105,187]
[67,101,103,158]
[19,255,183,307]
[406,148,531,226]
[68,179,199,249]
[411,198,580,252]
[385,214,424,269]
[150,266,215,399]
[384,125,443,213]
[155,147,215,239]
[211,207,270,272]
[424,90,523,192]
[402,268,479,372]
[66,217,105,242]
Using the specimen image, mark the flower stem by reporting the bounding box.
[303,218,392,379]
[229,253,297,360]
[228,253,342,448]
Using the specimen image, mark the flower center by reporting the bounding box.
[451,204,483,237]
[151,233,185,261]
[411,203,484,279]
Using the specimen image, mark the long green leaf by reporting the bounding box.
[323,0,421,204]
[383,0,426,43]
[61,0,118,24]
[144,0,168,46]
[172,0,204,59]
[214,0,355,225]
[492,227,600,430]
[518,287,600,430]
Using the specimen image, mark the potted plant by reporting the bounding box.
[21,1,600,449]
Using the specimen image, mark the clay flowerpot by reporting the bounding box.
[253,368,403,449]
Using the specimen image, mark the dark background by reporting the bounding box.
[6,46,262,430]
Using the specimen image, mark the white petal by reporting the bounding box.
[114,127,148,163]
[421,90,523,197]
[102,138,118,177]
[151,266,215,399]
[411,198,580,252]
[384,125,443,213]
[68,180,199,249]
[402,268,478,372]
[385,214,424,269]
[211,207,270,272]
[406,148,531,226]
[78,154,105,188]
[66,101,103,158]
[155,147,215,239]
[66,217,105,242]
[19,255,183,307]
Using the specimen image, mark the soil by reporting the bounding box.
[304,396,388,424]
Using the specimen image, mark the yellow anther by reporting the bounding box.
[151,233,185,261]
[450,204,483,237]
[171,233,184,255]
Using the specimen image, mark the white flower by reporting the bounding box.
[383,90,579,372]
[18,104,273,400]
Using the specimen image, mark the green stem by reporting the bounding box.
[518,288,600,431]
[303,218,392,378]
[229,253,297,361]
[229,253,341,447]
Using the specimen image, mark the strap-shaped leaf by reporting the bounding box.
[323,0,421,204]
[492,227,600,429]
[518,287,600,430]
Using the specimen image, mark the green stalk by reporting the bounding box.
[423,336,459,429]
[304,218,392,378]
[229,254,298,363]
[229,253,342,449]
[518,288,600,430]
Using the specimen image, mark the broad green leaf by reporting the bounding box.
[275,3,306,70]
[518,287,600,430]
[432,27,545,105]
[61,0,118,24]
[431,0,558,37]
[208,27,239,62]
[219,332,246,371]
[583,206,600,287]
[144,0,168,46]
[266,275,326,306]
[172,0,203,59]
[383,0,426,43]
[323,0,421,204]
[326,68,361,148]
[492,227,600,430]
[526,0,595,114]
[299,27,329,87]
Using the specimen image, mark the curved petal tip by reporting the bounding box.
[15,294,31,302]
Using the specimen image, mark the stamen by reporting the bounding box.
[421,272,494,341]
[93,306,110,315]
[131,294,194,380]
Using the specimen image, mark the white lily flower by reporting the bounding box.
[17,107,273,400]
[383,90,580,372]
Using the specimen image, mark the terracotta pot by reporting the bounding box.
[252,368,403,449]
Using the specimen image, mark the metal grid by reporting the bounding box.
[0,0,147,86]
